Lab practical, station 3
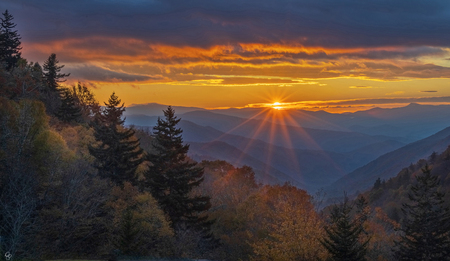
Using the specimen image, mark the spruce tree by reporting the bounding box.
[41,53,69,115]
[89,92,144,186]
[43,53,70,92]
[0,10,21,70]
[321,195,369,261]
[56,88,82,123]
[143,106,212,234]
[395,164,450,261]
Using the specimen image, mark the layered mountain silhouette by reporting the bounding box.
[211,103,450,142]
[125,103,450,194]
[326,126,450,197]
[127,115,405,191]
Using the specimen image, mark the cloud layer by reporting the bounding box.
[4,0,450,109]
[9,0,450,48]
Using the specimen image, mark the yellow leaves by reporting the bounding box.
[58,125,97,163]
[35,129,73,159]
[360,207,401,261]
[238,184,327,261]
[108,182,174,241]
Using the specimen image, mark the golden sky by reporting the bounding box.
[7,0,450,112]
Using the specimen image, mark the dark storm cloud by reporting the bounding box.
[6,0,450,48]
[68,64,163,82]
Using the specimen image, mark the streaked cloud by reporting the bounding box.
[247,96,450,112]
[386,91,405,96]
[4,0,450,110]
[68,64,165,83]
[349,86,372,89]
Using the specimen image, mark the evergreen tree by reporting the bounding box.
[395,164,450,261]
[143,106,212,234]
[41,53,69,115]
[43,53,70,92]
[0,10,21,70]
[56,88,81,123]
[321,195,369,261]
[117,208,141,255]
[88,92,144,186]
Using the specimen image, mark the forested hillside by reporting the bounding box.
[1,9,449,261]
[363,146,450,223]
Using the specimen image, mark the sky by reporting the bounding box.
[4,0,450,112]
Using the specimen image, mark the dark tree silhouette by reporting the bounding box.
[56,88,82,123]
[88,92,143,185]
[321,195,369,261]
[41,53,69,115]
[143,106,213,235]
[0,10,21,70]
[43,53,69,93]
[395,164,450,261]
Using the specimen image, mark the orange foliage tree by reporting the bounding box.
[240,184,327,261]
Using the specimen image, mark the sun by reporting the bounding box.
[272,102,283,110]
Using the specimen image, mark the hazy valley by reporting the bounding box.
[125,103,450,197]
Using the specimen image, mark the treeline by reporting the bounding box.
[1,10,450,261]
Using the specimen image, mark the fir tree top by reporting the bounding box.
[102,92,125,126]
[43,53,70,92]
[0,9,22,70]
[152,105,188,159]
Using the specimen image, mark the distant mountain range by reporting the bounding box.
[125,103,450,195]
[127,115,406,191]
[124,103,205,117]
[127,102,450,142]
[326,126,450,197]
[212,103,450,141]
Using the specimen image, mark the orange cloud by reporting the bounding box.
[23,37,450,83]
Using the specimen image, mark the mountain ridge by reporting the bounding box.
[326,125,450,197]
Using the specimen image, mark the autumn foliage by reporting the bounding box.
[1,9,450,261]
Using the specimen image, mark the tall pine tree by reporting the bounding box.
[143,106,212,234]
[0,10,21,70]
[89,92,144,186]
[43,53,70,92]
[321,195,369,261]
[395,164,450,261]
[42,53,70,115]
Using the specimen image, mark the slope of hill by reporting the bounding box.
[362,146,450,222]
[327,126,450,197]
[125,114,159,127]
